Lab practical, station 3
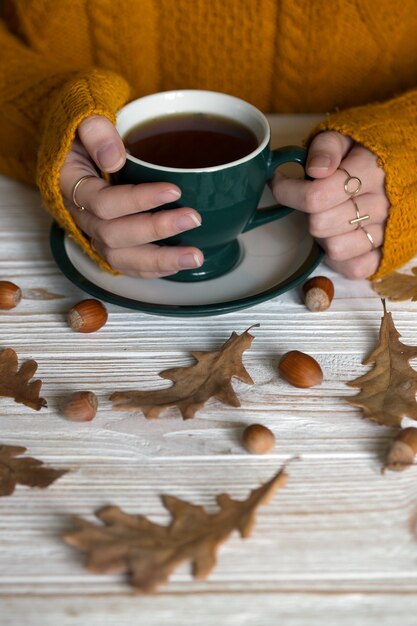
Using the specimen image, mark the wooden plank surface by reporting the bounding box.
[1,116,417,625]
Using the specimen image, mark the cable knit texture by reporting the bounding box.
[0,0,416,277]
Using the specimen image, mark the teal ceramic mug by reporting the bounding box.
[114,90,306,282]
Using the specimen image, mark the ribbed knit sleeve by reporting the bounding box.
[310,89,417,279]
[36,70,130,269]
[0,19,131,269]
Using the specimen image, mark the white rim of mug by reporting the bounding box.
[116,89,271,173]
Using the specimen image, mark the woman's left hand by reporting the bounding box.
[271,131,389,279]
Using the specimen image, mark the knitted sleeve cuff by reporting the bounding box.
[36,68,131,273]
[309,89,417,279]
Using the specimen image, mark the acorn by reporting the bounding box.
[60,391,98,422]
[278,350,323,388]
[383,427,417,472]
[302,276,334,312]
[242,424,276,455]
[0,280,22,310]
[67,299,108,333]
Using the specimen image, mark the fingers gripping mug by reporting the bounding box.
[114,90,307,282]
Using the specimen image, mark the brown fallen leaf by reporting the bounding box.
[373,268,417,301]
[110,325,258,419]
[64,465,288,593]
[0,444,68,496]
[0,348,47,410]
[347,300,417,427]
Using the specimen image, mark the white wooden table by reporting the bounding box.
[1,117,417,626]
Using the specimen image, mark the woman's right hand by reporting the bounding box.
[59,115,204,278]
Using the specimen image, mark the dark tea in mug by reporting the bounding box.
[123,112,259,169]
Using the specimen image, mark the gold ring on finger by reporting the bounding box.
[361,226,376,251]
[339,167,362,196]
[72,175,96,211]
[349,197,370,230]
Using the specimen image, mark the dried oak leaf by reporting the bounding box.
[110,325,258,419]
[372,268,417,302]
[0,348,47,410]
[64,465,288,593]
[0,444,68,496]
[347,300,417,427]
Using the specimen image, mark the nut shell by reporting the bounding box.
[302,276,334,312]
[278,350,323,388]
[242,424,276,454]
[67,299,108,333]
[0,280,22,310]
[384,427,417,472]
[60,391,98,422]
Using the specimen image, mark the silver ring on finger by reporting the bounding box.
[349,197,370,230]
[72,175,96,211]
[338,166,362,196]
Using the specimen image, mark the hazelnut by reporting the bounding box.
[60,391,98,421]
[302,276,334,312]
[278,350,323,388]
[0,280,22,310]
[67,299,108,333]
[383,427,417,472]
[242,424,276,454]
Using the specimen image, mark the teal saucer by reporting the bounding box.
[50,209,323,318]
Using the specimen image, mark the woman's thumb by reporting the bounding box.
[77,115,126,173]
[306,131,353,179]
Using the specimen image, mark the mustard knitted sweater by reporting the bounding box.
[1,0,417,279]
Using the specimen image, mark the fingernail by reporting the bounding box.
[154,189,182,205]
[178,253,202,269]
[308,155,331,170]
[176,213,202,232]
[97,143,125,172]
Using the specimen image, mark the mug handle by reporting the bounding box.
[243,145,307,233]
